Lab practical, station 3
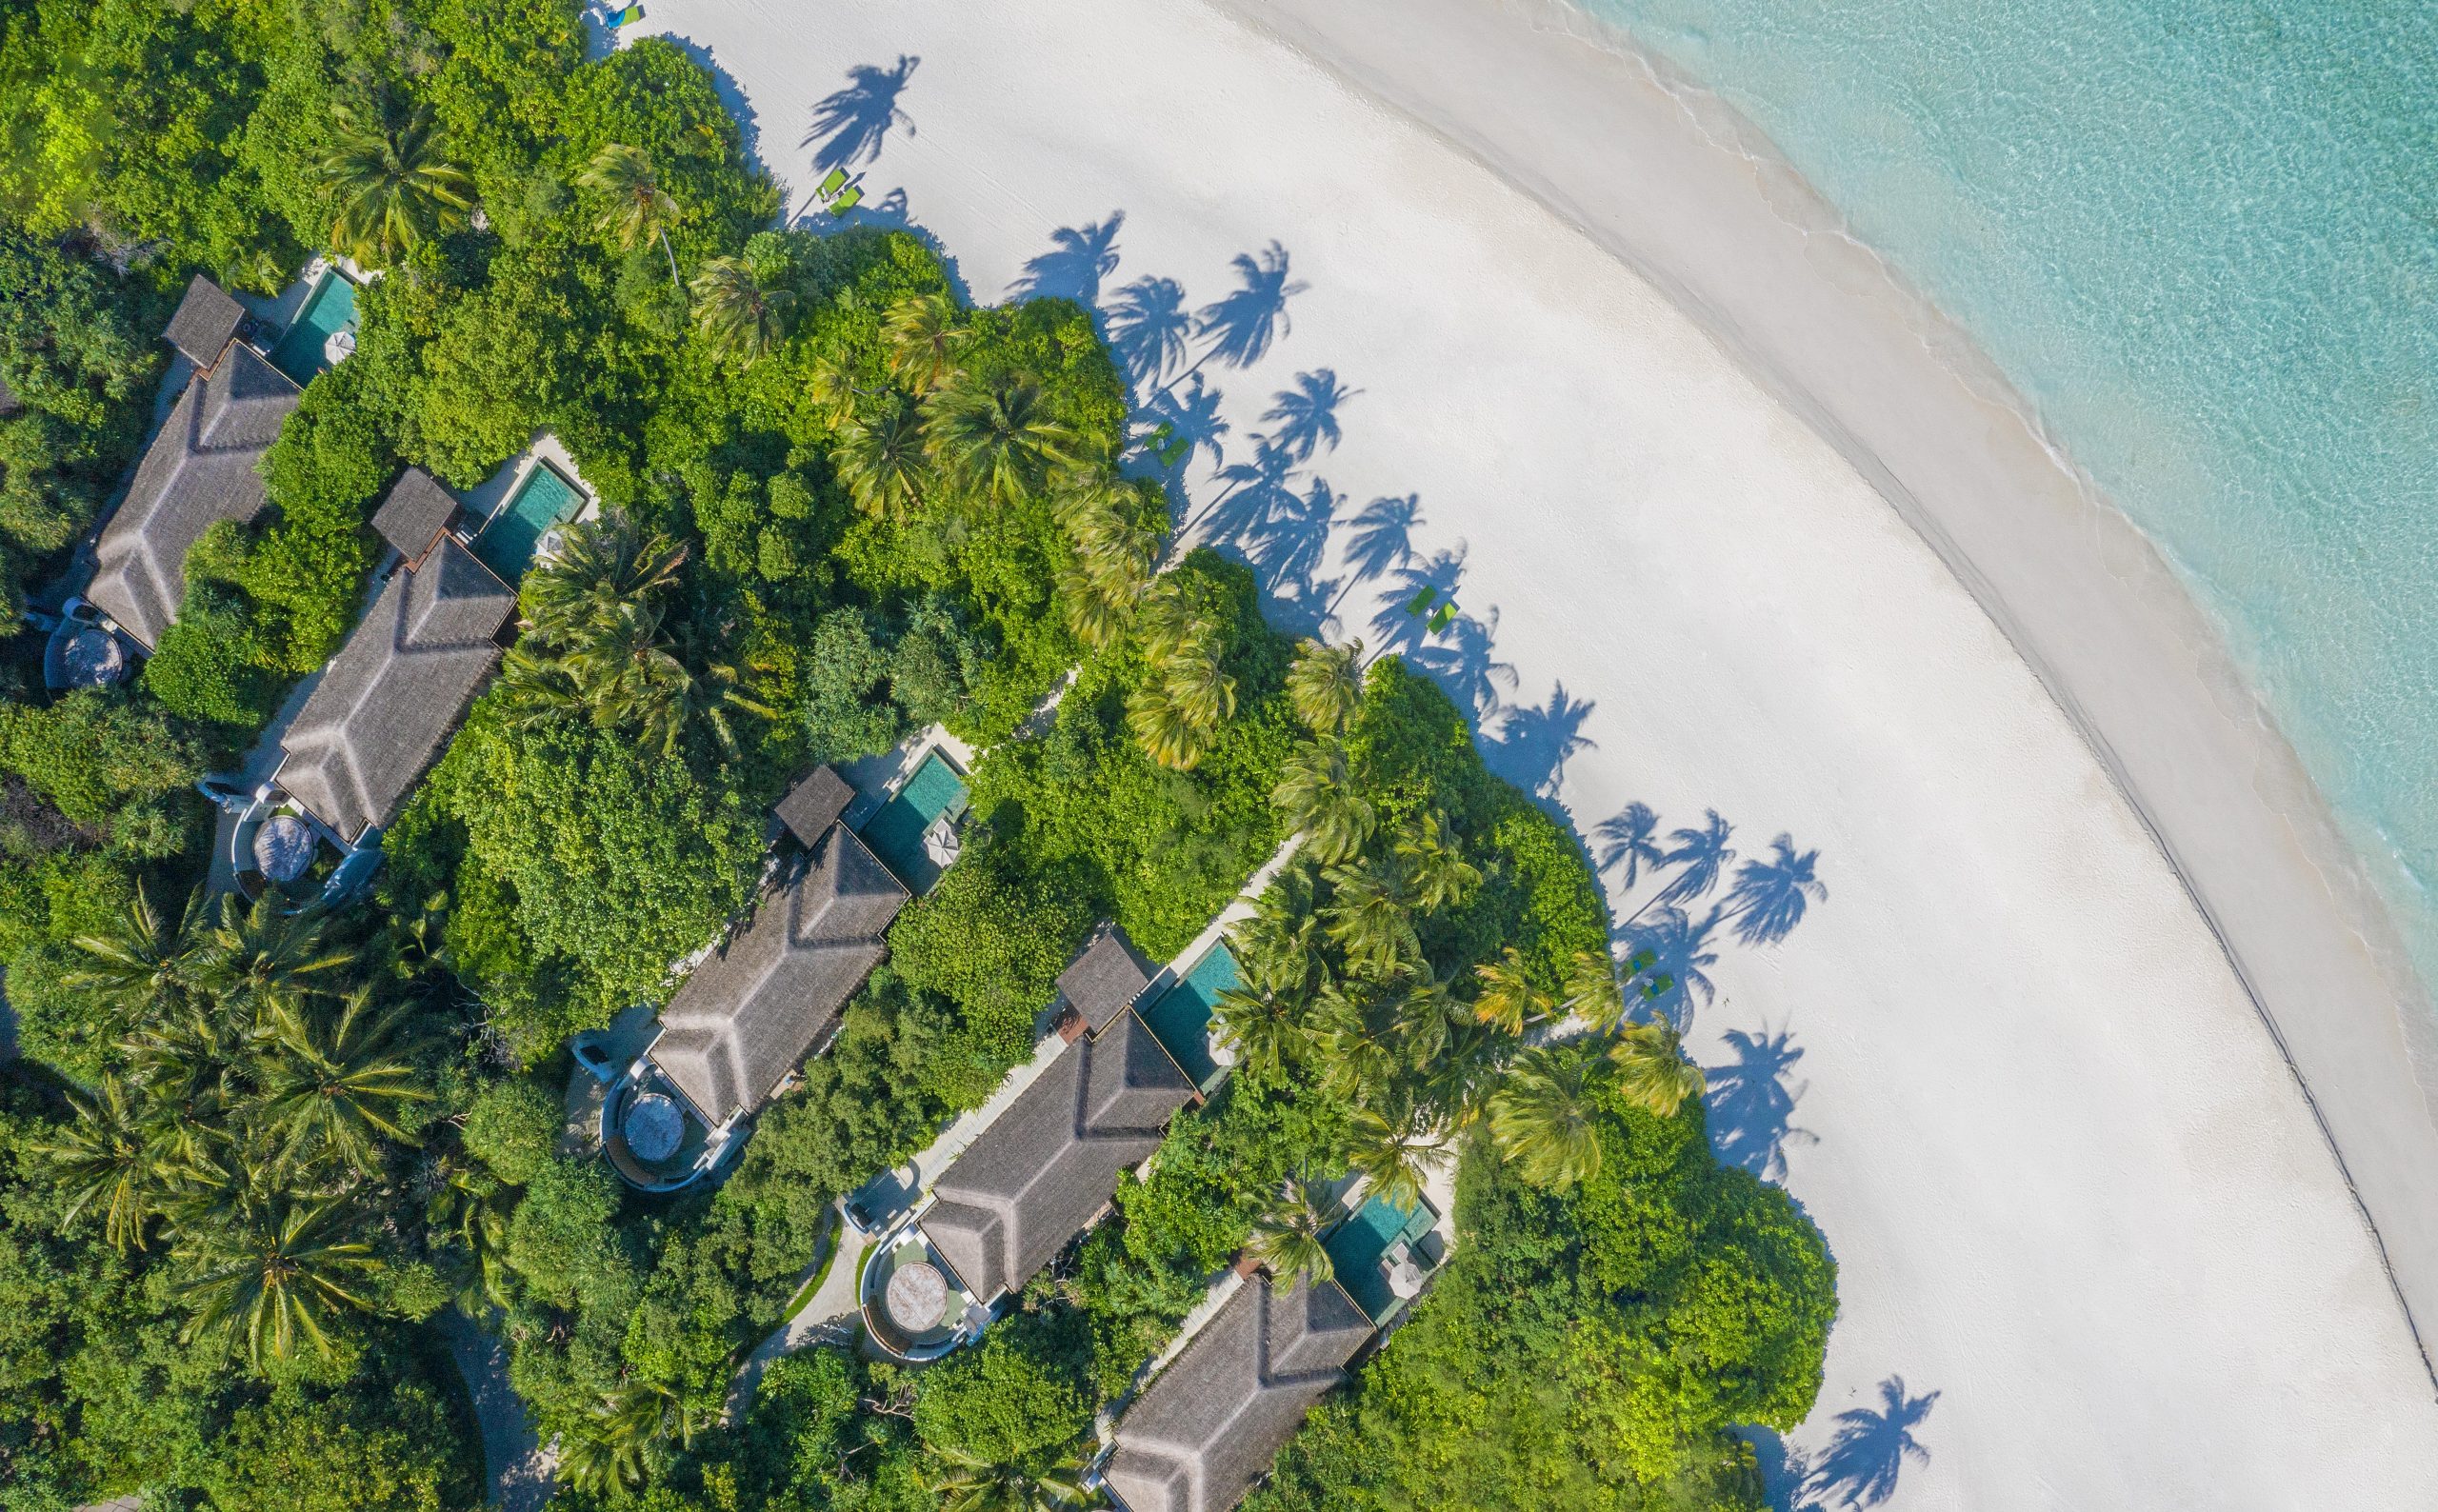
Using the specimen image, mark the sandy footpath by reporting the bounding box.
[636,0,2438,1501]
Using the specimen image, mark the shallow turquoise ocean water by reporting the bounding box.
[1573,0,2438,988]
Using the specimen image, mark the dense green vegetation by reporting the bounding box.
[0,0,1834,1506]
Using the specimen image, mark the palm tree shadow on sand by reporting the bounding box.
[1803,1377,1942,1509]
[804,55,919,177]
[1010,212,1126,307]
[1704,1023,1816,1182]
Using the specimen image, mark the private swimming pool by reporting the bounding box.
[269,271,358,386]
[470,463,585,582]
[1139,943,1239,1090]
[855,749,969,893]
[1324,1190,1439,1323]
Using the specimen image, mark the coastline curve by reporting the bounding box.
[1204,0,2438,1386]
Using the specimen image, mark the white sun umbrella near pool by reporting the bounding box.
[251,814,316,884]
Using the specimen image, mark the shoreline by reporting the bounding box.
[642,0,2438,1493]
[1210,0,2438,1380]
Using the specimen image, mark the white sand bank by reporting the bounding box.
[639,0,2438,1500]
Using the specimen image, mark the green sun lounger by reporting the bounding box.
[1426,601,1458,632]
[612,4,645,25]
[816,168,848,201]
[829,186,864,216]
[1404,586,1438,616]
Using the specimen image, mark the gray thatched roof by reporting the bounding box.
[775,764,854,848]
[87,343,298,649]
[371,467,460,559]
[274,537,514,843]
[649,824,909,1128]
[163,275,245,368]
[921,1007,1192,1303]
[1103,1275,1373,1512]
[1059,925,1156,1034]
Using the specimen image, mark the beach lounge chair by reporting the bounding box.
[816,168,849,202]
[1404,586,1438,616]
[830,186,864,217]
[1426,600,1459,633]
[613,4,645,25]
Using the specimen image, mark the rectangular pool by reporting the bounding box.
[1139,943,1239,1091]
[470,462,584,582]
[1323,1190,1439,1323]
[855,749,969,893]
[269,271,359,386]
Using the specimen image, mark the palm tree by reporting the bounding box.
[1246,1176,1337,1284]
[1721,833,1827,946]
[1210,985,1304,1082]
[45,1078,173,1251]
[808,349,878,431]
[689,254,795,364]
[1126,681,1209,771]
[1320,859,1418,979]
[1393,808,1480,912]
[1343,1104,1447,1213]
[175,1191,382,1364]
[1609,1020,1705,1119]
[199,895,357,1022]
[1230,872,1324,1001]
[1131,581,1197,666]
[1060,475,1160,597]
[253,988,432,1177]
[519,507,689,646]
[1162,630,1236,732]
[1271,741,1373,865]
[1469,945,1545,1035]
[70,883,212,1018]
[556,600,694,735]
[1489,1044,1612,1189]
[1309,988,1401,1105]
[1058,558,1128,651]
[925,1444,1096,1512]
[427,1160,516,1311]
[1286,636,1364,734]
[313,103,471,267]
[578,142,682,288]
[1557,948,1625,1032]
[883,290,969,393]
[1382,963,1463,1068]
[657,615,781,761]
[834,402,929,519]
[123,1008,243,1172]
[556,1380,669,1495]
[923,372,1083,505]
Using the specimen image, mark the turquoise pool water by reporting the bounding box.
[1139,943,1239,1090]
[856,750,969,893]
[1323,1191,1437,1324]
[268,272,357,386]
[1570,1,2438,992]
[470,463,583,583]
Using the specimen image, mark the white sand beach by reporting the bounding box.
[634,0,2438,1501]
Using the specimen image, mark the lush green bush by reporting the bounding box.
[430,706,763,1043]
[203,1374,479,1512]
[887,851,1095,1093]
[911,1312,1094,1464]
[0,231,164,616]
[1251,1095,1835,1512]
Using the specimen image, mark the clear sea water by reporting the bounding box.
[1571,0,2438,994]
